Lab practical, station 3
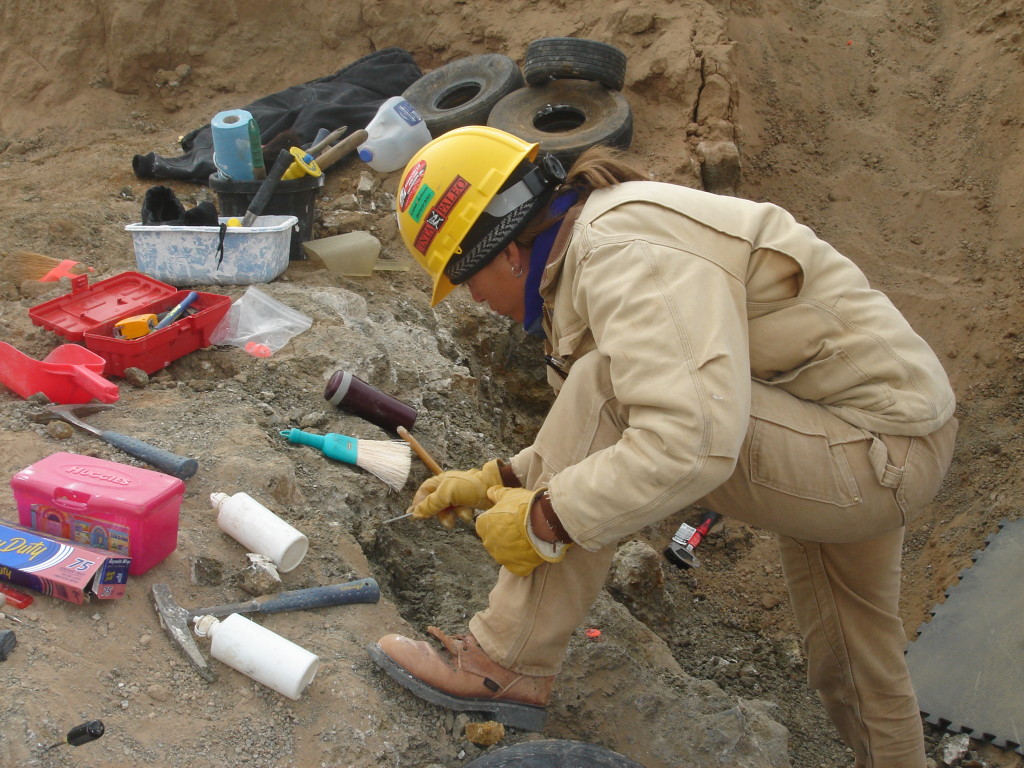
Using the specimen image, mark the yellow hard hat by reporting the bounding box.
[395,125,565,305]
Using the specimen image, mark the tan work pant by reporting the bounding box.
[470,354,957,768]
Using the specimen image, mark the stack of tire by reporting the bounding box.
[402,38,632,169]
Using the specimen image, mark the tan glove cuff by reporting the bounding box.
[481,458,516,489]
[496,460,522,488]
[534,490,571,543]
[526,490,571,563]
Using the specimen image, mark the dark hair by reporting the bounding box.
[515,145,648,246]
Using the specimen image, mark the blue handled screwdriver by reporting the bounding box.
[154,291,199,330]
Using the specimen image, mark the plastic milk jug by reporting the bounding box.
[193,613,319,699]
[357,97,432,173]
[210,491,308,572]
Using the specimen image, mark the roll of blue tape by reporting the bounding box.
[211,109,256,181]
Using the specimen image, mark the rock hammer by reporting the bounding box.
[152,578,380,682]
[664,507,721,569]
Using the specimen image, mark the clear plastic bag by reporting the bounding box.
[209,286,312,357]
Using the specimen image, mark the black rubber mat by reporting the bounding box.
[906,518,1024,755]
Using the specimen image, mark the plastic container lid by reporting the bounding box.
[28,272,176,341]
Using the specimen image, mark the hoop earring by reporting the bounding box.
[511,264,524,278]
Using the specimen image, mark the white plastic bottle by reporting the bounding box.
[357,96,432,173]
[193,614,319,700]
[210,491,308,572]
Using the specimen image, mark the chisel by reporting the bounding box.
[241,149,294,227]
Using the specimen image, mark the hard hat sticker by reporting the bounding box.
[414,176,471,254]
[399,160,427,212]
[409,186,435,222]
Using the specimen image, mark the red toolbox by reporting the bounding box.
[28,272,231,377]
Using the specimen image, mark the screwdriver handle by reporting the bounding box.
[154,291,199,330]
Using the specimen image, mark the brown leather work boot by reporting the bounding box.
[367,626,553,732]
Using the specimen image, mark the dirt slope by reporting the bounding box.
[1,1,1022,767]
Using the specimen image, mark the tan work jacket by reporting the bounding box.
[514,181,955,548]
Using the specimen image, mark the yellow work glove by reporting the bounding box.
[475,486,571,577]
[407,459,505,529]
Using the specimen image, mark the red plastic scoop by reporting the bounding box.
[0,342,119,404]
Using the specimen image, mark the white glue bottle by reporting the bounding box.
[357,96,432,173]
[192,614,319,700]
[210,492,308,572]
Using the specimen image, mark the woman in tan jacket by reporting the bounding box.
[369,126,957,768]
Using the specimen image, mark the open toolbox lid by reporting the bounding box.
[28,272,176,341]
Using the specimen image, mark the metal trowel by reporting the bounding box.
[46,403,199,480]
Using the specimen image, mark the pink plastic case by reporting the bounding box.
[11,452,185,575]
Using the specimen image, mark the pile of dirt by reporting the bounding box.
[1,1,1022,767]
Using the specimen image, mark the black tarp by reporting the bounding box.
[132,47,423,184]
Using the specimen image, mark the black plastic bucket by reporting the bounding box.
[209,172,324,260]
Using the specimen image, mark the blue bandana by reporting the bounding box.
[523,190,579,337]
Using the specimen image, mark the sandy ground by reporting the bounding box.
[1,1,1022,767]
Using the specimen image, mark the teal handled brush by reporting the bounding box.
[280,428,411,491]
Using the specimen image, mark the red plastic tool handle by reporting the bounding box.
[0,584,34,608]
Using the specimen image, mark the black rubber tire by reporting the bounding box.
[461,739,647,768]
[402,53,525,137]
[487,79,633,168]
[524,38,628,92]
